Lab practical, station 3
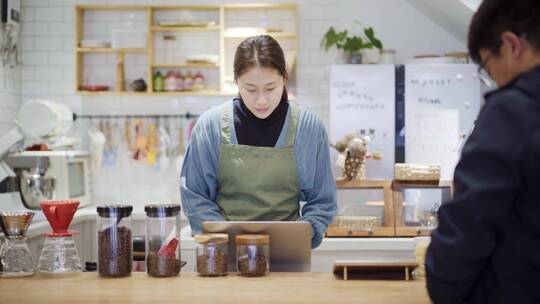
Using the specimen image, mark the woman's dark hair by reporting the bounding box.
[234,35,288,101]
[468,0,540,64]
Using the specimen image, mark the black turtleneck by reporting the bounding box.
[233,97,289,147]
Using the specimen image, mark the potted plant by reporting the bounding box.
[321,23,383,64]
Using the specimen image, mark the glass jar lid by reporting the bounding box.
[96,204,133,218]
[236,234,270,245]
[195,233,229,245]
[144,204,181,217]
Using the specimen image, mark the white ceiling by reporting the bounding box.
[406,0,481,44]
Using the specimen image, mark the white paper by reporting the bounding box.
[406,110,460,179]
[405,64,482,180]
[329,65,395,179]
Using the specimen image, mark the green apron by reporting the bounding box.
[217,101,300,221]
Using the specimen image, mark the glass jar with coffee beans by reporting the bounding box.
[195,233,228,277]
[97,205,133,278]
[145,204,181,278]
[236,234,270,277]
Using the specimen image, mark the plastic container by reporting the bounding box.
[195,233,228,277]
[97,205,133,277]
[145,204,181,277]
[236,234,270,277]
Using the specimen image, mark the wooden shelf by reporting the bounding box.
[326,225,395,237]
[77,5,148,11]
[395,227,434,237]
[392,180,453,190]
[151,5,221,11]
[150,90,235,96]
[77,91,149,96]
[336,179,392,189]
[77,90,235,97]
[76,4,298,96]
[223,4,297,10]
[151,63,219,69]
[151,25,220,32]
[224,32,297,39]
[77,48,147,53]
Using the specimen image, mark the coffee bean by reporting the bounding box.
[98,226,132,277]
[197,250,228,276]
[238,253,268,277]
[147,252,180,277]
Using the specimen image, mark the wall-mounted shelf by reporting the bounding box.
[75,4,298,97]
[223,4,297,10]
[150,25,221,32]
[76,91,151,96]
[76,48,147,53]
[77,90,235,97]
[224,32,297,39]
[151,63,219,69]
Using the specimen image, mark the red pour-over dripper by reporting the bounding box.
[40,200,80,237]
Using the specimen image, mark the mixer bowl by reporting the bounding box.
[19,173,55,209]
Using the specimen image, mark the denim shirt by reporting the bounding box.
[180,101,337,248]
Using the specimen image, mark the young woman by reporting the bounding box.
[180,35,336,249]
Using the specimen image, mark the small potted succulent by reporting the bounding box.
[321,23,383,64]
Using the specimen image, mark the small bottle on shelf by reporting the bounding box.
[154,71,164,92]
[184,71,193,91]
[164,71,177,92]
[175,71,185,91]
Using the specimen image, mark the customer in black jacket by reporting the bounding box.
[426,0,540,303]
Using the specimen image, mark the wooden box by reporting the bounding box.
[392,180,453,236]
[326,180,395,237]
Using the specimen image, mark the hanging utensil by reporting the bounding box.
[133,119,148,162]
[146,118,159,166]
[158,117,171,171]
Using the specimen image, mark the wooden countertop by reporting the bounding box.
[0,272,429,303]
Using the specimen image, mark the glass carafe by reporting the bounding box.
[0,212,35,277]
[37,201,82,274]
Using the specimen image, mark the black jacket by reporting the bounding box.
[426,65,540,304]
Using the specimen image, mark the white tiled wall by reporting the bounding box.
[15,0,466,207]
[0,65,21,136]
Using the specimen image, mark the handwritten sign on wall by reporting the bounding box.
[405,64,482,179]
[330,65,396,179]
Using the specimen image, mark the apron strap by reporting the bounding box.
[221,100,299,147]
[285,102,299,147]
[220,102,232,145]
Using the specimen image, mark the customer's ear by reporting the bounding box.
[501,31,525,60]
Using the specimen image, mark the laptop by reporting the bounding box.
[202,221,312,272]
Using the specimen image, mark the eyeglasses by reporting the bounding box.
[477,40,502,88]
[477,54,496,88]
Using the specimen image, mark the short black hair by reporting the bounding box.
[468,0,540,64]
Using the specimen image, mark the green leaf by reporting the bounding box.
[342,36,364,53]
[321,24,384,53]
[320,27,337,51]
[364,27,383,50]
[321,27,348,52]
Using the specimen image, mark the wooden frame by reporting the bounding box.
[392,180,454,236]
[326,180,395,237]
[75,4,298,96]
